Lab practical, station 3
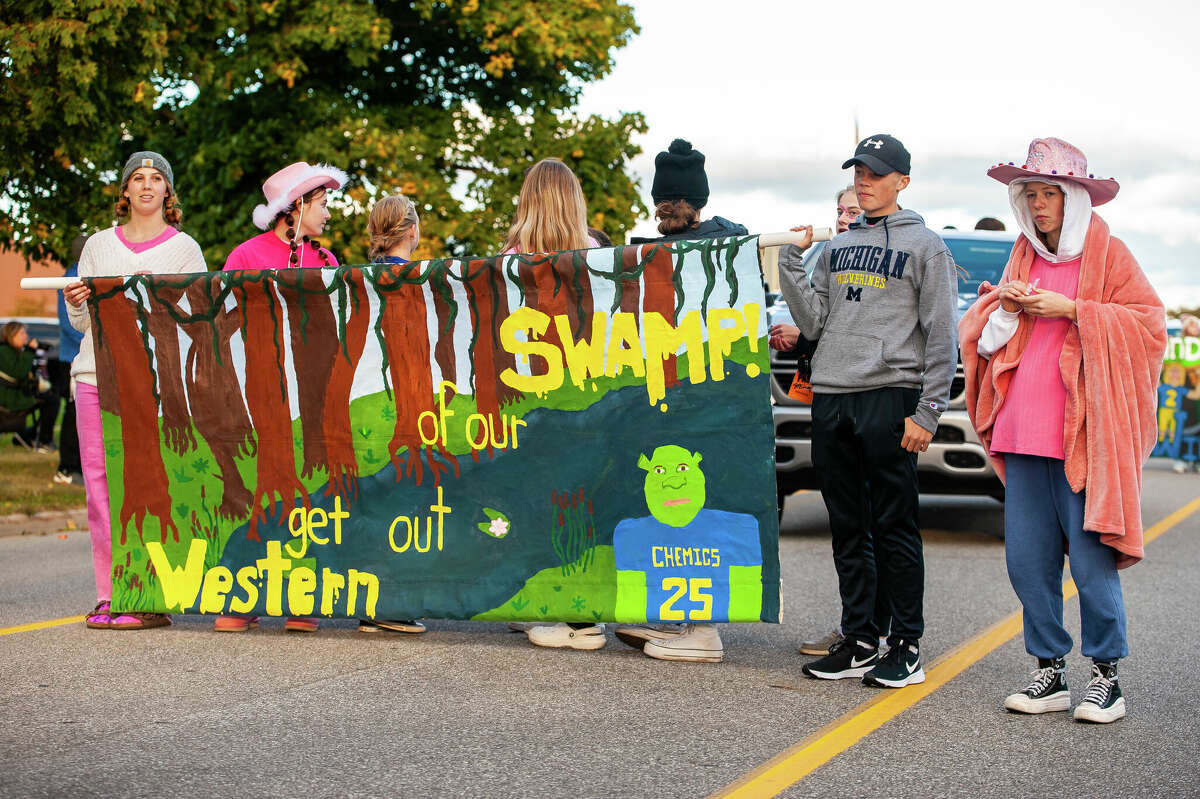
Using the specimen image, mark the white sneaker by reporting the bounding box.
[614,623,686,650]
[526,622,606,650]
[642,624,724,663]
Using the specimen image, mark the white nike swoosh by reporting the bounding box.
[851,654,874,667]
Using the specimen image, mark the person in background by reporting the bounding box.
[630,139,747,245]
[216,160,346,634]
[64,151,207,630]
[610,139,748,664]
[1,322,58,453]
[959,137,1166,723]
[975,217,1007,231]
[52,234,87,485]
[356,191,435,638]
[502,158,601,255]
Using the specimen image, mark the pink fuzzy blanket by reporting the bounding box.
[959,214,1166,567]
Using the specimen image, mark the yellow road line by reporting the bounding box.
[0,615,86,637]
[714,493,1200,799]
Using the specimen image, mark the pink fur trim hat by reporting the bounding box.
[252,162,349,230]
[987,137,1119,206]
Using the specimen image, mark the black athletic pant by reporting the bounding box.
[49,360,79,473]
[811,387,923,645]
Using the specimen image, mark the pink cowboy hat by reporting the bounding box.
[252,161,349,230]
[986,137,1119,206]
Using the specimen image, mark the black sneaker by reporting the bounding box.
[11,433,32,450]
[1073,661,1125,723]
[1004,657,1070,714]
[863,638,924,688]
[802,638,878,680]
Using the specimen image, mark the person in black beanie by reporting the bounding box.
[630,139,748,244]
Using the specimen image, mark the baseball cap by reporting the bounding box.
[842,134,911,176]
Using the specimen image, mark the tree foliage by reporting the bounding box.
[0,0,646,266]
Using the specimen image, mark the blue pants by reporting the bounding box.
[1004,454,1128,661]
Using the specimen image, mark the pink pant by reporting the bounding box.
[75,382,112,601]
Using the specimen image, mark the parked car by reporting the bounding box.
[770,229,1014,510]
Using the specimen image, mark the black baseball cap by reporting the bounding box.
[842,134,911,176]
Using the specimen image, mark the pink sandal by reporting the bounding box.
[85,600,113,629]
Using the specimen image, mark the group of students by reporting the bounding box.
[61,133,1166,724]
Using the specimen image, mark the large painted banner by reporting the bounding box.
[1152,326,1200,464]
[88,238,780,623]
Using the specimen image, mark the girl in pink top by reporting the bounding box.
[963,138,1163,724]
[63,151,207,631]
[223,161,346,272]
[215,161,346,634]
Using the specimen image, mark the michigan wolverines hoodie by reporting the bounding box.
[778,209,958,432]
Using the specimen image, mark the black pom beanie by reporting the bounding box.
[651,139,709,209]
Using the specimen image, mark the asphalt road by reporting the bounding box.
[1,464,1198,799]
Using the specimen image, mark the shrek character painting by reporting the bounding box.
[612,445,762,623]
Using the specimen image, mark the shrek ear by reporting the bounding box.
[638,453,651,471]
[692,451,703,465]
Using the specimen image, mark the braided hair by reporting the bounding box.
[274,187,332,267]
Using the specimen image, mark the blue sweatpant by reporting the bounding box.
[1003,453,1128,661]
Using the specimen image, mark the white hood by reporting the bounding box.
[1007,177,1091,262]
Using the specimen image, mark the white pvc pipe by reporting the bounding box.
[19,277,75,290]
[757,228,834,248]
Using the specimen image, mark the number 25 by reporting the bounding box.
[659,577,713,621]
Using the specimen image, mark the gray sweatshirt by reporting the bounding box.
[777,209,958,433]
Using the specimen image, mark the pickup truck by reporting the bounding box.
[770,229,1014,511]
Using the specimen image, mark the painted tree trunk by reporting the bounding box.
[641,243,679,388]
[322,270,370,499]
[90,283,178,545]
[181,281,255,521]
[235,277,307,539]
[145,283,196,454]
[278,269,338,480]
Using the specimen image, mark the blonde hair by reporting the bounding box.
[367,193,420,261]
[504,159,590,253]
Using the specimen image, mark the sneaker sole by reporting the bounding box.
[213,620,259,632]
[529,635,607,651]
[863,668,926,688]
[614,629,683,649]
[643,645,723,663]
[1004,691,1071,714]
[1073,697,1126,723]
[360,621,426,634]
[802,663,875,680]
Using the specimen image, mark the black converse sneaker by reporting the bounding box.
[1004,657,1070,714]
[862,639,924,688]
[802,638,878,680]
[1073,661,1125,723]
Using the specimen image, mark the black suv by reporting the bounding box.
[770,229,1013,509]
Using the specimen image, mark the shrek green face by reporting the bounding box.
[638,445,706,527]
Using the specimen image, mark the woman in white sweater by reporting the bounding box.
[64,151,206,630]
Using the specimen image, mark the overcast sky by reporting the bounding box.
[578,0,1200,309]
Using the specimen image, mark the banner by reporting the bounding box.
[1152,325,1200,464]
[88,238,780,623]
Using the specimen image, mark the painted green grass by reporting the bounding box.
[473,545,617,623]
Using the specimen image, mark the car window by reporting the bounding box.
[945,238,1012,292]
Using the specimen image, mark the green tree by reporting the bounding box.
[1,0,646,267]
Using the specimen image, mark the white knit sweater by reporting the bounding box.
[68,226,208,385]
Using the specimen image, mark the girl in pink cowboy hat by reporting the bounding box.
[215,161,346,634]
[223,161,348,272]
[958,138,1167,723]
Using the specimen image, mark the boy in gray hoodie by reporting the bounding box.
[778,134,958,688]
